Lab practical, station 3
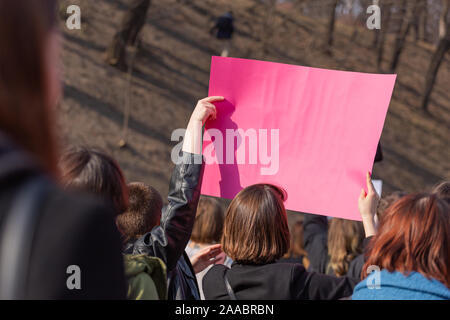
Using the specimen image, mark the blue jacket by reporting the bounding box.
[352,270,450,300]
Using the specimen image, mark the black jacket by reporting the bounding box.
[303,214,333,275]
[203,262,358,300]
[0,134,126,299]
[132,152,204,300]
[303,213,371,278]
[213,14,234,39]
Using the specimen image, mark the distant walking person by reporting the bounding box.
[210,11,234,57]
[105,0,151,70]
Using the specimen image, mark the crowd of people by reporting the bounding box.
[0,0,448,300]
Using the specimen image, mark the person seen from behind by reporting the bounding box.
[0,0,126,299]
[210,11,234,57]
[186,196,229,299]
[125,96,226,300]
[303,213,365,277]
[203,183,361,300]
[278,220,310,269]
[353,175,450,300]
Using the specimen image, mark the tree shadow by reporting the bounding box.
[148,20,216,56]
[63,84,169,144]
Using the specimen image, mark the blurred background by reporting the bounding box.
[56,0,449,221]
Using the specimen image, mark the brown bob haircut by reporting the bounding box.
[191,197,224,244]
[363,193,450,287]
[222,184,290,265]
[59,147,128,216]
[0,0,58,174]
[116,182,163,243]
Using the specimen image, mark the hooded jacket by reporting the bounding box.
[352,270,450,300]
[124,254,167,300]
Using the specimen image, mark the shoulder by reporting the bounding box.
[202,264,229,300]
[204,264,228,281]
[266,261,306,273]
[28,185,125,299]
[45,187,114,222]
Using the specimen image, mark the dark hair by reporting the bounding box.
[0,0,58,174]
[59,147,128,216]
[363,193,450,287]
[191,197,224,244]
[116,182,163,243]
[222,184,290,265]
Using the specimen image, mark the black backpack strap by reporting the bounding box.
[223,268,237,300]
[0,176,50,299]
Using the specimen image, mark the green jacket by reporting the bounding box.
[124,254,167,300]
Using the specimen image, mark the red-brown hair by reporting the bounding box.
[0,0,58,174]
[363,193,450,287]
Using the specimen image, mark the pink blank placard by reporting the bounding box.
[201,57,396,220]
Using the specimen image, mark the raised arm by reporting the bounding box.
[133,97,223,271]
[358,172,380,238]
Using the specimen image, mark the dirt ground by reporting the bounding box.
[57,0,450,219]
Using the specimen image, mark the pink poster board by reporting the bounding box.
[201,57,396,220]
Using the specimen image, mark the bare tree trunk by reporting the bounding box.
[422,0,429,42]
[421,0,450,111]
[389,0,421,72]
[412,0,424,41]
[326,0,339,49]
[377,1,393,68]
[371,0,381,48]
[439,0,450,38]
[260,0,277,58]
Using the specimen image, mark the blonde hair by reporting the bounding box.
[327,218,364,276]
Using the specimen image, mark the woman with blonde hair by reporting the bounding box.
[303,214,365,277]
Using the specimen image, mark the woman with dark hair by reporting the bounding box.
[353,192,450,300]
[0,0,126,299]
[60,147,129,216]
[203,184,360,300]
